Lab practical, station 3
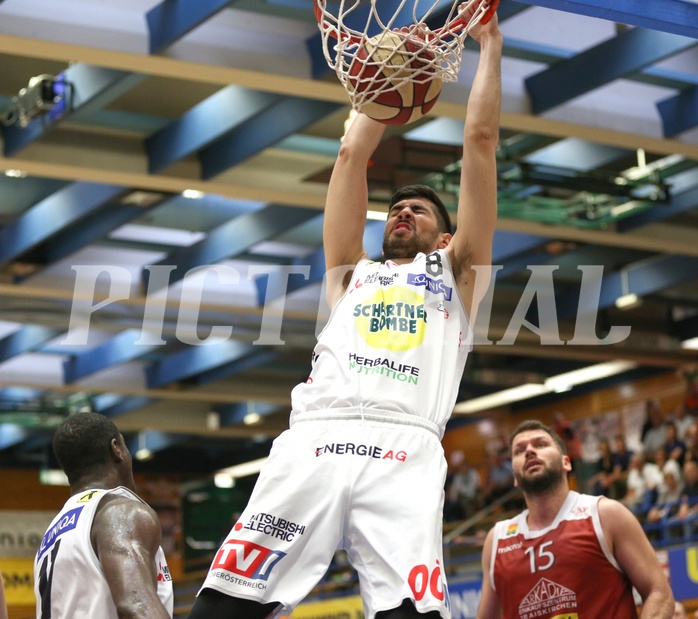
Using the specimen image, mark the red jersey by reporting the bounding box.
[490,492,638,619]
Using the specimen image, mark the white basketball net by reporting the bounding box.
[315,0,492,109]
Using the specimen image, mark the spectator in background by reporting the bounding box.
[679,365,698,412]
[621,454,648,511]
[484,448,516,508]
[588,438,618,498]
[643,399,668,456]
[655,446,683,486]
[675,460,698,522]
[647,470,685,524]
[672,403,695,443]
[684,421,698,464]
[551,412,584,486]
[674,601,688,619]
[664,422,687,467]
[630,449,668,516]
[686,420,698,449]
[611,434,633,499]
[444,450,482,521]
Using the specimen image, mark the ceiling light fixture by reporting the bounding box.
[39,469,70,486]
[134,431,153,461]
[367,210,388,221]
[243,412,261,425]
[681,337,698,350]
[214,473,235,489]
[615,268,642,310]
[120,190,168,207]
[453,360,637,414]
[636,147,647,170]
[453,383,549,414]
[217,457,267,479]
[544,360,637,392]
[182,189,204,199]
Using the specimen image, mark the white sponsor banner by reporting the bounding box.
[0,511,54,557]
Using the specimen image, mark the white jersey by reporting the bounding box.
[34,486,174,619]
[291,250,471,437]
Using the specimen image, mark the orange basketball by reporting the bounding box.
[347,32,443,125]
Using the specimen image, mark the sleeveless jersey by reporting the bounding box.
[34,486,174,619]
[290,250,472,437]
[490,492,637,619]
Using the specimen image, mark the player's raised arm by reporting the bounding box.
[447,10,502,313]
[323,113,386,307]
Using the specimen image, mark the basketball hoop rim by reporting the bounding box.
[314,0,499,44]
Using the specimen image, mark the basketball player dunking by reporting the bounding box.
[188,4,502,619]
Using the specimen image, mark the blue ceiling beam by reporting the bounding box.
[200,98,342,179]
[147,86,281,173]
[525,28,695,114]
[616,182,698,232]
[99,396,157,418]
[44,205,150,264]
[147,0,234,54]
[0,424,32,451]
[522,139,628,173]
[188,349,279,385]
[0,326,60,363]
[496,249,552,280]
[492,230,547,263]
[657,86,698,137]
[255,249,325,306]
[0,176,68,214]
[63,330,162,383]
[145,203,319,291]
[146,340,255,388]
[0,182,125,266]
[497,36,698,89]
[558,255,698,320]
[514,0,698,39]
[3,64,144,156]
[255,219,386,304]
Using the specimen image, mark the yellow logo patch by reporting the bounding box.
[353,287,427,352]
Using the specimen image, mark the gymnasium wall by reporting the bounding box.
[442,370,686,468]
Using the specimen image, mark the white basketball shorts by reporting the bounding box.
[198,410,451,619]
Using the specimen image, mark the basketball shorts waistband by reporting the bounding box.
[290,407,440,437]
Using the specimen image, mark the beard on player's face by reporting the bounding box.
[382,227,440,261]
[515,458,566,496]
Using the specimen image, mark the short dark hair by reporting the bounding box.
[389,184,452,234]
[53,413,121,485]
[509,419,567,455]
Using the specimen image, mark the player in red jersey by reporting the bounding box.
[476,419,674,619]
